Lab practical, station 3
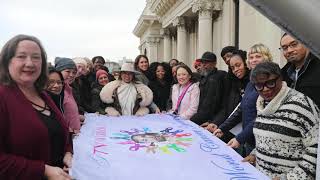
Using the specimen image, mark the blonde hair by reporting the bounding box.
[248,43,273,62]
[84,57,93,71]
[247,43,273,69]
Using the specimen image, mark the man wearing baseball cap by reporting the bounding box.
[190,52,226,125]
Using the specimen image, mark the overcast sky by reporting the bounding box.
[0,0,146,63]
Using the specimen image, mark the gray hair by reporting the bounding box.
[250,61,282,81]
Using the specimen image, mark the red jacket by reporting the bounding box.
[0,85,71,179]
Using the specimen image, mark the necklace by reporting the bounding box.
[29,100,50,112]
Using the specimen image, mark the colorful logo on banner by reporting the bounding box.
[110,127,193,154]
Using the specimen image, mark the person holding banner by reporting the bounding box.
[212,44,273,157]
[205,49,250,144]
[170,64,200,120]
[100,62,153,116]
[0,35,72,179]
[243,62,319,180]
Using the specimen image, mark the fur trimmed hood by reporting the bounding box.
[100,80,153,107]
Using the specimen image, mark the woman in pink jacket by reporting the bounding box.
[171,65,200,120]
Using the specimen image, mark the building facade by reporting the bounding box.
[133,0,286,70]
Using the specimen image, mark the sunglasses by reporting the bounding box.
[254,77,279,91]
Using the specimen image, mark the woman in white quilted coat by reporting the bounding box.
[100,62,153,116]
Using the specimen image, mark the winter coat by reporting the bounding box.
[100,80,153,116]
[135,70,152,86]
[171,82,200,120]
[190,68,226,125]
[219,82,258,146]
[91,83,107,115]
[71,75,94,113]
[281,53,320,108]
[253,82,318,180]
[63,84,81,130]
[212,69,250,125]
[149,80,171,111]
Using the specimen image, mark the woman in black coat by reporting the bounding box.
[204,50,250,139]
[148,62,172,112]
[91,69,109,114]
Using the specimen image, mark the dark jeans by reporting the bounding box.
[235,142,255,157]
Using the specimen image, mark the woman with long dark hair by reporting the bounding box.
[148,62,172,111]
[134,55,152,85]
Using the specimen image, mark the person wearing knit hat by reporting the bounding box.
[55,57,77,85]
[96,69,109,86]
[55,57,81,131]
[55,57,76,72]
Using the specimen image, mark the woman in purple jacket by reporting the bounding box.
[0,35,72,179]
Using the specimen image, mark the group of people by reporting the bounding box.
[0,33,319,180]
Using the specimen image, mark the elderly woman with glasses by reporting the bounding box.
[243,61,319,180]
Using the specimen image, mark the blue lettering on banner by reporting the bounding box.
[210,160,257,180]
[210,153,244,171]
[193,129,220,148]
[205,154,257,180]
[169,114,194,129]
[148,115,260,179]
[200,143,220,152]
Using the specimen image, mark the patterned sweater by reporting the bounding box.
[252,82,319,180]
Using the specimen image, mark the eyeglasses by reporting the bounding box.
[254,77,279,91]
[48,80,64,86]
[279,41,299,52]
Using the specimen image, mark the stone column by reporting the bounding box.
[198,9,213,56]
[138,44,143,55]
[192,0,223,57]
[161,28,172,61]
[173,17,187,63]
[146,37,161,62]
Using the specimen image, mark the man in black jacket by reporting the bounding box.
[190,52,226,125]
[280,33,320,107]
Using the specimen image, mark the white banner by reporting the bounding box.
[71,114,269,180]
